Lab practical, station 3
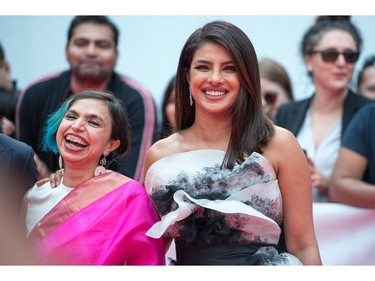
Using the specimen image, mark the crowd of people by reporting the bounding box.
[0,15,374,266]
[275,16,373,202]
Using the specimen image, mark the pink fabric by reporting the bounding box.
[313,202,375,265]
[32,174,165,265]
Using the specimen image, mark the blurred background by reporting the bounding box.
[1,15,374,121]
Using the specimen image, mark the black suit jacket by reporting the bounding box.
[275,89,373,139]
[0,133,38,210]
[274,89,373,253]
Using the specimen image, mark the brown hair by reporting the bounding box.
[259,58,294,101]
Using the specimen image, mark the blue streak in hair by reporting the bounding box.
[42,101,71,154]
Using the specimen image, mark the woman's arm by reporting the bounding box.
[265,126,322,265]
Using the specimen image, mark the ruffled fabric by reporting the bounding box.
[145,149,301,265]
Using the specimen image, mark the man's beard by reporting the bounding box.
[73,59,111,84]
[74,66,110,84]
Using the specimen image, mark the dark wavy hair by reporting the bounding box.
[42,90,130,166]
[174,20,274,169]
[301,16,363,77]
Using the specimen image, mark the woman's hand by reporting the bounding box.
[35,169,64,188]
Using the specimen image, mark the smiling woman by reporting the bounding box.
[143,20,322,265]
[23,90,165,265]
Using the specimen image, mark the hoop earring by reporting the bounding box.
[59,155,63,169]
[189,87,193,106]
[94,155,107,177]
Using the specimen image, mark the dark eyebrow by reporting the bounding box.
[73,37,113,44]
[193,59,234,64]
[66,109,105,122]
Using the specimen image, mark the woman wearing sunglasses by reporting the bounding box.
[259,58,294,121]
[275,16,373,203]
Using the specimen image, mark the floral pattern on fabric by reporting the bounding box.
[145,149,301,265]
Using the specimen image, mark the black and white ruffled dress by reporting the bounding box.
[145,149,302,265]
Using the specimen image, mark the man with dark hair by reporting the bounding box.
[0,41,20,137]
[16,16,157,183]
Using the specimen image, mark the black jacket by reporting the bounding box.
[0,133,38,208]
[275,89,373,139]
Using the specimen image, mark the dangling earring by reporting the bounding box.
[94,155,107,177]
[189,87,193,106]
[59,155,64,169]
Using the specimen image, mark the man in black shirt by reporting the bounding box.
[16,16,157,183]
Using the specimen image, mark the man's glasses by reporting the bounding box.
[310,49,359,64]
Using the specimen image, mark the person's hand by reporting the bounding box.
[0,117,15,136]
[310,167,330,194]
[304,152,329,193]
[35,177,49,187]
[35,169,64,188]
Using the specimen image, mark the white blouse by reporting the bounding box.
[296,108,342,202]
[25,178,73,236]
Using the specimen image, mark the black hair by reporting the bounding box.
[67,16,119,48]
[301,16,362,77]
[175,20,274,169]
[357,55,375,89]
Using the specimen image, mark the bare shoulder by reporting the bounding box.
[268,126,299,150]
[263,126,304,169]
[144,133,182,173]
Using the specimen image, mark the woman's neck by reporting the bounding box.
[62,166,96,188]
[187,119,231,151]
[312,87,348,113]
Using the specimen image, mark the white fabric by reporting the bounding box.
[145,150,283,244]
[146,185,281,242]
[297,108,342,202]
[25,178,73,236]
[145,149,302,265]
[313,202,375,265]
[165,203,375,265]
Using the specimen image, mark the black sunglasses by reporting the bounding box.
[310,49,359,64]
[263,91,277,105]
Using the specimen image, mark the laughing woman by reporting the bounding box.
[24,90,165,265]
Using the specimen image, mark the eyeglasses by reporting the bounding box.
[263,92,277,105]
[310,49,359,64]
